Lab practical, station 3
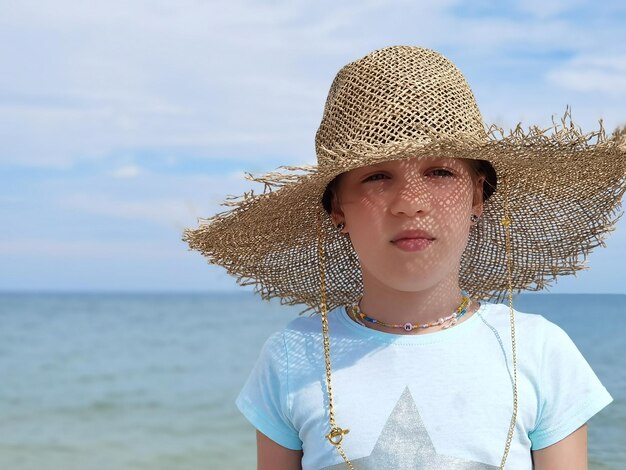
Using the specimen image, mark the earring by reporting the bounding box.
[470,214,480,224]
[336,222,345,231]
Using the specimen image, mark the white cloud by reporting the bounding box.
[1,0,625,168]
[59,194,198,231]
[48,170,263,233]
[515,0,588,19]
[0,239,181,258]
[546,55,626,94]
[110,164,141,178]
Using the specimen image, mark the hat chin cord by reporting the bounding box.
[499,176,519,469]
[318,209,355,469]
[317,176,518,470]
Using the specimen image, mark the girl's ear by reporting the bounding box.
[472,175,486,216]
[329,192,345,227]
[330,207,345,227]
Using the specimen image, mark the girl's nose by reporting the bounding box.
[389,178,431,217]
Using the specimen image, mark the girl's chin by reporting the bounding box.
[362,272,439,292]
[361,259,459,293]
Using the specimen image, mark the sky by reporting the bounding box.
[1,0,625,293]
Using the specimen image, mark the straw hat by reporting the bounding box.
[182,46,626,313]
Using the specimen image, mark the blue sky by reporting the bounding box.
[1,0,625,293]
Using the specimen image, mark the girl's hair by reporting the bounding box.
[321,159,498,215]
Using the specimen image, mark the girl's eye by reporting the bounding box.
[429,168,454,177]
[363,173,388,182]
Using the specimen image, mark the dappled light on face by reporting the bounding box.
[328,157,481,329]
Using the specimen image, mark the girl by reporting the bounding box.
[183,46,625,469]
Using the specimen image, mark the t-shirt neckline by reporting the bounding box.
[334,301,487,344]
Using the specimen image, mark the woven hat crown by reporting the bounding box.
[315,46,487,167]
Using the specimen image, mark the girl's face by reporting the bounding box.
[331,157,485,293]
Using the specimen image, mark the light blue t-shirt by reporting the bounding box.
[236,302,613,469]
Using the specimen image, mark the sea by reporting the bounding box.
[0,292,624,470]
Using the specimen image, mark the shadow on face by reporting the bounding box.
[320,157,497,295]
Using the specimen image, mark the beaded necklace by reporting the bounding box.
[349,295,471,332]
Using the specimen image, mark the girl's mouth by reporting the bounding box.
[391,230,435,252]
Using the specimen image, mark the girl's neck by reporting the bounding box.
[355,271,473,335]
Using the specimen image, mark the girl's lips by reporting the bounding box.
[390,230,435,252]
[391,238,434,252]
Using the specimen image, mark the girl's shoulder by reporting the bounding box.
[478,301,579,353]
[259,313,325,353]
[480,301,562,329]
[265,309,351,354]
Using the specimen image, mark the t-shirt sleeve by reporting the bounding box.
[528,318,613,450]
[235,330,302,450]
